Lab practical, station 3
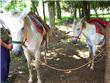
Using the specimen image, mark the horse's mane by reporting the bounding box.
[24,15,31,28]
[23,15,32,40]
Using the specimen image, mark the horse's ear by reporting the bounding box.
[11,11,20,17]
[19,8,30,19]
[19,0,31,19]
[80,17,86,23]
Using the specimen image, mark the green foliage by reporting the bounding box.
[55,16,73,25]
[90,1,110,10]
[62,1,83,12]
[0,1,2,8]
[31,0,39,13]
[4,0,26,12]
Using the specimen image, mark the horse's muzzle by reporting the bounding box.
[72,37,78,44]
[12,46,23,56]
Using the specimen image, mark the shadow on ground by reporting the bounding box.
[9,29,106,83]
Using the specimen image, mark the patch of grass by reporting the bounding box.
[90,14,110,21]
[11,53,25,63]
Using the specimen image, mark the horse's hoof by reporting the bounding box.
[87,64,90,68]
[28,79,33,83]
[38,80,42,83]
[90,66,94,70]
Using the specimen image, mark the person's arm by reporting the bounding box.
[0,39,13,50]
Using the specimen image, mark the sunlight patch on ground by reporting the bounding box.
[72,55,81,59]
[73,50,89,59]
[41,51,58,59]
[78,50,89,58]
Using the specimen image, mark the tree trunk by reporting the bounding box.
[48,1,55,28]
[31,1,39,16]
[93,8,98,18]
[79,8,82,18]
[42,0,46,23]
[105,20,110,83]
[82,1,90,20]
[74,7,77,19]
[56,1,62,19]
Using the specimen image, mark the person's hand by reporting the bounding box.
[0,39,13,49]
[0,39,3,45]
[7,44,13,50]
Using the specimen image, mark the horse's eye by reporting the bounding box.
[77,28,80,31]
[21,27,24,31]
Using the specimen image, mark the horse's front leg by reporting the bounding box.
[87,44,93,68]
[88,44,97,70]
[23,46,33,83]
[90,45,96,70]
[35,50,42,83]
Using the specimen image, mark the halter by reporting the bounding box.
[72,28,83,39]
[73,22,86,39]
[12,38,27,47]
[12,41,23,44]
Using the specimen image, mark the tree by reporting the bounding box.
[31,0,39,16]
[42,0,46,23]
[82,1,90,20]
[48,1,55,28]
[105,20,110,83]
[56,1,62,19]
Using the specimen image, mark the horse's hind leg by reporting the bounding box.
[23,47,33,83]
[88,44,96,70]
[35,50,42,83]
[87,44,93,68]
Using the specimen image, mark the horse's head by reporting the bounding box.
[6,7,30,55]
[6,12,25,55]
[72,17,85,44]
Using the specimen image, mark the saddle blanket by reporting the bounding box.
[88,18,108,35]
[30,15,44,34]
[29,15,50,45]
[29,15,49,35]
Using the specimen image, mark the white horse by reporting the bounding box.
[72,17,107,70]
[0,9,49,83]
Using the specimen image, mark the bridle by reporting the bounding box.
[73,21,87,40]
[72,27,83,40]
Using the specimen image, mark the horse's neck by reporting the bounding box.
[24,16,39,41]
[24,16,34,40]
[82,22,96,38]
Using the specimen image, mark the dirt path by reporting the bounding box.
[8,26,106,83]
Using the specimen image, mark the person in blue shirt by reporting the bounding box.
[0,27,13,83]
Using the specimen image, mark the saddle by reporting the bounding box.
[29,15,50,35]
[29,14,50,45]
[88,18,108,35]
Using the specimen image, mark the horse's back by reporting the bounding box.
[88,18,108,28]
[87,18,107,35]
